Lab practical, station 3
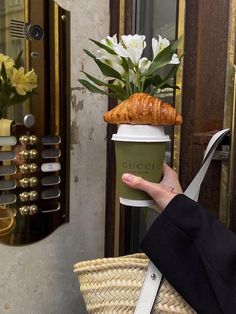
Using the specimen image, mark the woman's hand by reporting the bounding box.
[122,162,183,213]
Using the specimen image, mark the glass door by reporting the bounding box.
[120,0,182,254]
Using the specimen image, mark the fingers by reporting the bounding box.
[163,162,178,178]
[161,162,183,194]
[122,172,180,212]
[122,173,161,199]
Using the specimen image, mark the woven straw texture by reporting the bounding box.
[74,253,196,314]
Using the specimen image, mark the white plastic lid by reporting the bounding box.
[112,124,170,142]
[120,197,155,207]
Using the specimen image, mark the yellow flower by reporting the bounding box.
[8,67,37,95]
[0,53,15,70]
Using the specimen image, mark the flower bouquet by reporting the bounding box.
[0,51,38,117]
[79,34,183,206]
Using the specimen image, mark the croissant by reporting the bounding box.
[104,93,183,125]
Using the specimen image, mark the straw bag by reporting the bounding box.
[74,253,195,313]
[74,129,230,314]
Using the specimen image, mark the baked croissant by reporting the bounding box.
[104,93,183,125]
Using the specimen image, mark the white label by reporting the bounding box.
[41,162,61,172]
[0,136,17,146]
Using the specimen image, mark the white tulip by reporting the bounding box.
[113,34,146,66]
[152,35,170,60]
[100,34,118,48]
[170,53,180,64]
[138,57,151,74]
[129,69,136,84]
[113,79,124,87]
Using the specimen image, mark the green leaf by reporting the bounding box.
[1,63,7,82]
[142,74,162,91]
[83,49,96,60]
[107,84,127,98]
[81,71,127,100]
[146,39,180,75]
[159,83,180,90]
[84,49,123,80]
[89,39,117,55]
[81,70,108,86]
[14,50,23,69]
[107,93,126,100]
[78,79,107,95]
[162,63,179,84]
[78,79,125,101]
[81,71,126,93]
[11,92,32,104]
[121,57,129,73]
[0,92,10,107]
[143,57,181,93]
[126,58,135,70]
[155,63,180,89]
[94,59,123,80]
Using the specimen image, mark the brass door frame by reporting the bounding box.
[173,0,186,173]
[220,0,236,227]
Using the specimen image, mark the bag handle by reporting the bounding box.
[184,128,230,200]
[134,260,162,314]
[134,128,230,314]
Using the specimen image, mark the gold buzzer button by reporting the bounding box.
[19,150,30,160]
[29,191,39,201]
[19,178,30,188]
[19,164,29,174]
[19,135,29,145]
[29,149,38,159]
[29,135,39,145]
[29,177,38,187]
[19,206,29,216]
[29,205,38,215]
[29,163,38,173]
[19,192,29,202]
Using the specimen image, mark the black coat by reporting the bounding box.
[141,194,236,314]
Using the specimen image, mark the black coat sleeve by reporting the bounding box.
[140,194,236,314]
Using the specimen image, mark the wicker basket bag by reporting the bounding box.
[74,253,195,314]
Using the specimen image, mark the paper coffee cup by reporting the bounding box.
[112,125,170,207]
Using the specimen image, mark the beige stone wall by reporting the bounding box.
[0,0,109,313]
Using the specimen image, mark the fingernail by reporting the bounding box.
[122,173,134,183]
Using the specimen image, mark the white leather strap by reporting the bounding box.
[184,129,229,200]
[134,260,162,314]
[135,128,230,314]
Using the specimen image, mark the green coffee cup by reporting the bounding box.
[112,125,170,207]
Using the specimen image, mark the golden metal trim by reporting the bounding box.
[24,0,30,114]
[114,0,126,256]
[219,0,236,226]
[119,0,125,38]
[24,0,30,70]
[227,66,236,220]
[173,0,186,174]
[54,2,60,135]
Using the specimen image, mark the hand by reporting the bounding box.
[122,162,183,213]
